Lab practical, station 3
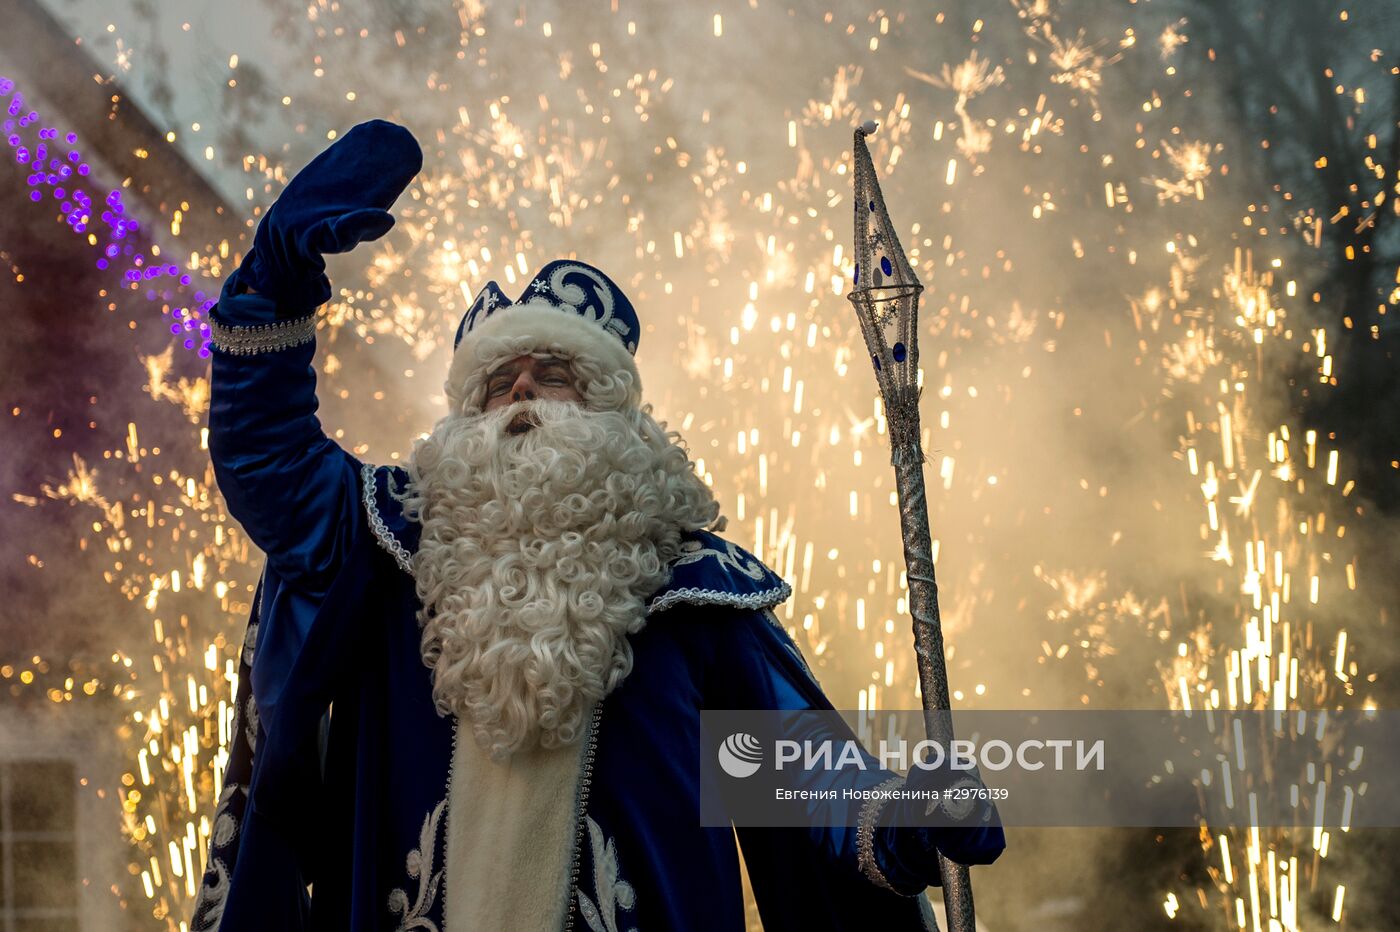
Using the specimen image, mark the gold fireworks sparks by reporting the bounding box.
[16,393,255,924]
[1045,31,1113,103]
[1013,0,1123,110]
[1141,245,1367,928]
[1159,20,1190,62]
[3,2,1393,930]
[142,347,212,423]
[905,51,1005,161]
[1153,140,1219,203]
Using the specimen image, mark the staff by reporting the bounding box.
[846,120,978,932]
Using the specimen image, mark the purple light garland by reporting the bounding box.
[2,75,216,357]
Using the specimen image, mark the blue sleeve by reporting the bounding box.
[207,272,361,592]
[723,608,1004,897]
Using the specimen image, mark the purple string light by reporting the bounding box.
[2,75,216,357]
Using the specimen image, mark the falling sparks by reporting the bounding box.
[15,424,254,925]
[1133,241,1372,928]
[906,51,1005,160]
[1046,31,1113,103]
[1159,20,1190,61]
[1013,0,1122,110]
[142,347,212,422]
[1152,140,1218,203]
[1,1,1392,929]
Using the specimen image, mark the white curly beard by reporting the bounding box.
[405,398,717,760]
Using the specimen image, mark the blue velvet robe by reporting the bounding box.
[189,282,1001,931]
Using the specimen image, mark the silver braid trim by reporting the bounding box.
[645,581,791,615]
[562,702,605,932]
[856,775,906,893]
[209,313,317,356]
[361,463,415,576]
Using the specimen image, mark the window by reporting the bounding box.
[0,760,78,932]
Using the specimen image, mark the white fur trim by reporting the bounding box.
[447,302,641,413]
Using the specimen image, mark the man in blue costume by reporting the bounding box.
[190,121,1002,931]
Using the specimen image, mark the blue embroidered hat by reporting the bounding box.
[453,281,511,349]
[447,259,643,413]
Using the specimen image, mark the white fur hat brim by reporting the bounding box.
[446,301,642,414]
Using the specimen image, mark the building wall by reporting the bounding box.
[0,701,133,932]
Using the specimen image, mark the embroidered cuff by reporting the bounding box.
[361,463,415,575]
[209,313,317,356]
[856,775,906,892]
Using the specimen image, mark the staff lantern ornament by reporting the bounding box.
[847,120,978,932]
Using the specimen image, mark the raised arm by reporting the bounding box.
[207,120,422,590]
[208,281,358,589]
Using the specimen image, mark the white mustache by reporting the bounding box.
[505,409,539,435]
[487,398,581,437]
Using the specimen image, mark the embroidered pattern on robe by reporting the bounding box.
[190,781,245,930]
[389,798,447,932]
[576,815,639,932]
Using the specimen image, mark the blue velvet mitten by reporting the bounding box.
[236,119,423,311]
